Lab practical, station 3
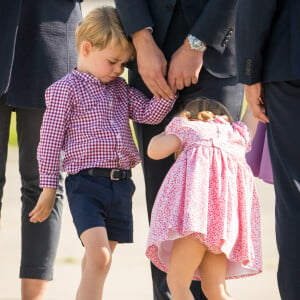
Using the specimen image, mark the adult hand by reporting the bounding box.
[244,83,269,123]
[29,188,56,223]
[168,38,204,93]
[131,29,174,99]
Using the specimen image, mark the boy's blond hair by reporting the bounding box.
[75,6,134,56]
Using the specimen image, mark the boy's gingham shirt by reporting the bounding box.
[38,69,175,188]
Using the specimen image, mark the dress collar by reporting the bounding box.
[213,116,230,124]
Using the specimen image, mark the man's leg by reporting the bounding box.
[265,81,300,300]
[16,108,63,300]
[0,103,12,221]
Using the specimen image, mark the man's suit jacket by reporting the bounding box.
[236,0,300,84]
[0,0,82,108]
[115,0,238,79]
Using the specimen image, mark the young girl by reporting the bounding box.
[146,97,262,300]
[29,7,175,300]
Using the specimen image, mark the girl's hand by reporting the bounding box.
[29,188,56,223]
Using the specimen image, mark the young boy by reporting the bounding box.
[29,7,176,300]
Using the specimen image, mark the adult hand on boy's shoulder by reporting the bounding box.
[29,188,56,223]
[131,28,174,100]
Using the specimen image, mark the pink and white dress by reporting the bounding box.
[146,116,262,280]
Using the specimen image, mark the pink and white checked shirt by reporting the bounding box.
[38,69,175,188]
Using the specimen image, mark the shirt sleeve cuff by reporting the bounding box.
[39,174,60,189]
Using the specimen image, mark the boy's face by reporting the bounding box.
[83,43,132,83]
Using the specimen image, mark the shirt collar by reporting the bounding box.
[72,68,107,87]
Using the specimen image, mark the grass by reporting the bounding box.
[8,112,17,146]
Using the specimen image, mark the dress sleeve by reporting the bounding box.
[232,121,251,152]
[165,117,188,144]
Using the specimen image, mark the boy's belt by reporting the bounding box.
[81,168,132,181]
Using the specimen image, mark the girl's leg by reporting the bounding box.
[199,252,232,300]
[167,236,206,300]
[76,227,118,300]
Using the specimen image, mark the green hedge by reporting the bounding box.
[8,112,17,146]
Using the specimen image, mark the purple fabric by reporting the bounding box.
[246,122,273,184]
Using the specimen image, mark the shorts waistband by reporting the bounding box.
[79,168,132,181]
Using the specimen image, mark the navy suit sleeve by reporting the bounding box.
[235,0,276,84]
[189,0,237,53]
[115,0,153,36]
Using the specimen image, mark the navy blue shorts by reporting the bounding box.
[65,171,135,243]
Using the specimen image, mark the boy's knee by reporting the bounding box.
[89,247,112,273]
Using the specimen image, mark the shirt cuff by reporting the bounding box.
[39,174,60,189]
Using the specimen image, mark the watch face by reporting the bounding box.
[188,34,207,52]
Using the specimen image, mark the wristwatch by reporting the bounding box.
[187,34,207,52]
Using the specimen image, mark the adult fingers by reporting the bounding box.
[183,76,192,88]
[143,74,173,99]
[249,102,269,123]
[156,75,174,99]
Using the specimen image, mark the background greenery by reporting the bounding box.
[9,113,17,146]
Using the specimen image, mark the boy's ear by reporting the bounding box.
[81,41,93,57]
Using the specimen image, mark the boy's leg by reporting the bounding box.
[199,252,231,300]
[167,236,206,300]
[80,240,117,276]
[77,227,117,300]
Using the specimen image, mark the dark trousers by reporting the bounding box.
[265,81,300,300]
[0,103,63,280]
[133,72,242,300]
[129,2,243,298]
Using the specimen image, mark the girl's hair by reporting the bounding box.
[179,97,233,123]
[75,6,135,56]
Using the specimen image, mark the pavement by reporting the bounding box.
[0,1,281,299]
[0,147,281,300]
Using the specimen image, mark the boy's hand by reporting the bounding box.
[29,188,56,223]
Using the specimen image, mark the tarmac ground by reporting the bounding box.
[0,1,281,299]
[0,145,280,300]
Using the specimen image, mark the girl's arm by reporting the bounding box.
[147,131,181,160]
